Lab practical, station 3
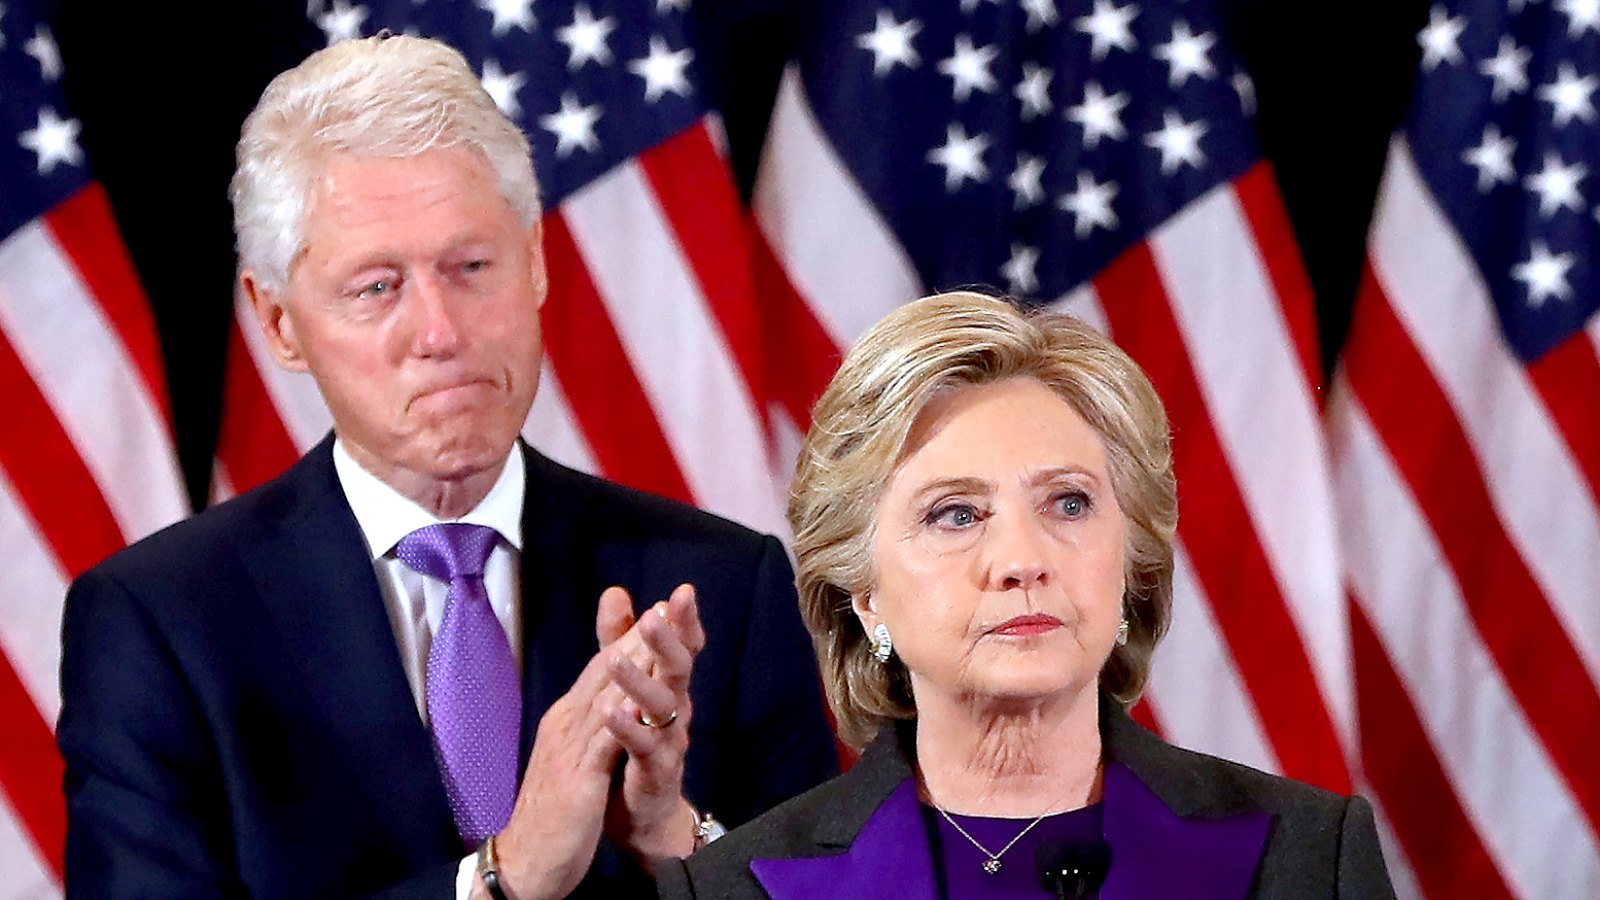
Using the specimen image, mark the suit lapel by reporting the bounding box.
[750,731,938,900]
[1100,700,1271,899]
[516,446,627,766]
[242,438,458,855]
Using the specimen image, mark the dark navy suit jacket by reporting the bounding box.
[658,698,1395,899]
[58,437,837,899]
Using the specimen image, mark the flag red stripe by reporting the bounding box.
[0,328,125,577]
[1095,242,1351,793]
[1526,332,1600,510]
[1350,600,1514,899]
[1346,266,1600,837]
[746,224,844,431]
[541,211,694,504]
[1232,165,1324,396]
[0,653,64,881]
[215,319,303,494]
[42,184,171,422]
[636,125,770,431]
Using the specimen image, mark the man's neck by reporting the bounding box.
[339,440,514,520]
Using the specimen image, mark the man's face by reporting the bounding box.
[244,147,547,497]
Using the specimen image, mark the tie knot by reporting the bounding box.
[395,523,500,582]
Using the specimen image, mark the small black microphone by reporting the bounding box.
[1035,839,1111,899]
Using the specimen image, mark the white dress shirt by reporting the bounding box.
[331,439,525,895]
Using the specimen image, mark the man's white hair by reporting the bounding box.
[230,35,540,290]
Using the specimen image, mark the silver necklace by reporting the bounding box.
[934,805,1051,875]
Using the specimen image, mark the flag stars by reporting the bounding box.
[20,106,84,174]
[1145,110,1208,174]
[557,5,617,70]
[656,0,690,11]
[629,36,694,102]
[927,123,990,191]
[1074,0,1138,61]
[1417,6,1465,71]
[1524,152,1586,217]
[959,0,1001,12]
[1001,243,1041,295]
[480,59,526,118]
[1462,124,1517,192]
[1511,241,1576,306]
[477,0,536,36]
[857,10,921,76]
[316,0,369,43]
[1555,0,1600,37]
[1153,21,1217,87]
[1014,64,1054,120]
[1058,172,1119,237]
[1019,0,1060,33]
[1478,37,1531,102]
[540,92,602,157]
[1536,63,1597,127]
[1067,81,1129,148]
[938,34,999,102]
[25,25,62,81]
[1008,153,1047,209]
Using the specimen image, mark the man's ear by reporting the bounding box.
[526,218,548,311]
[240,271,309,373]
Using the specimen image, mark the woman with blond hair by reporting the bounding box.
[657,291,1392,899]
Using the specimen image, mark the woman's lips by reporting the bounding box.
[989,614,1063,636]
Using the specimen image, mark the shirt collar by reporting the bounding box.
[332,438,526,560]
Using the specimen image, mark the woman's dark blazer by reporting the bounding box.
[658,697,1395,899]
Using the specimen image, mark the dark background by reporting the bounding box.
[53,0,1431,509]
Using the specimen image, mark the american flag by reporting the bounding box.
[0,0,189,894]
[1330,0,1600,897]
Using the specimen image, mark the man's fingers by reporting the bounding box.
[665,583,706,656]
[596,585,635,648]
[608,652,681,727]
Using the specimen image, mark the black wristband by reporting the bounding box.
[476,836,511,900]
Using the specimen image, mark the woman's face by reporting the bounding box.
[858,376,1127,713]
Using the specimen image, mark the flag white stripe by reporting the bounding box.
[0,225,185,542]
[0,792,57,900]
[523,359,598,476]
[233,297,332,453]
[0,468,68,721]
[1149,187,1351,748]
[1149,543,1280,774]
[1370,139,1600,684]
[561,163,787,537]
[1331,386,1600,899]
[754,67,920,347]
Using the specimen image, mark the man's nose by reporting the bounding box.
[406,274,462,357]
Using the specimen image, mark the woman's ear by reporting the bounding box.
[850,590,875,627]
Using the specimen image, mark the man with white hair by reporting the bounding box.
[57,35,835,899]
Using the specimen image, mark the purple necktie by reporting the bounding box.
[395,523,520,847]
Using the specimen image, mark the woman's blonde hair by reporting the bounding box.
[789,291,1177,749]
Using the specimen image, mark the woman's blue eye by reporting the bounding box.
[1056,491,1091,518]
[927,503,980,528]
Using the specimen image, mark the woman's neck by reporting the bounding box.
[913,685,1103,817]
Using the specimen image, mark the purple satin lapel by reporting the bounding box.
[750,779,937,900]
[1100,762,1271,899]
